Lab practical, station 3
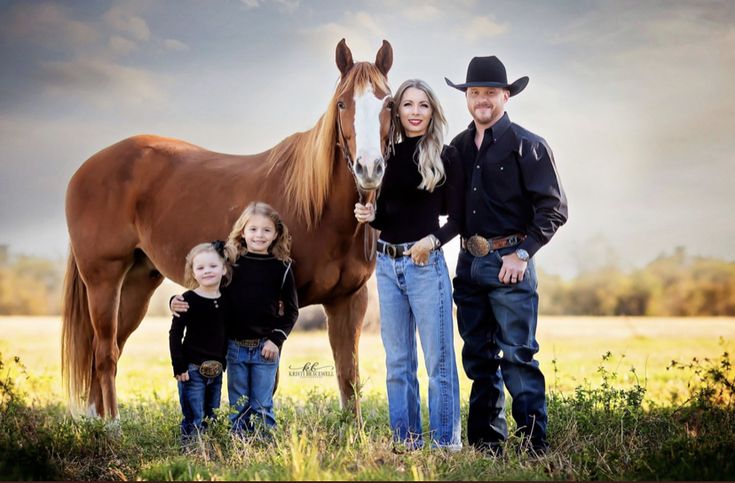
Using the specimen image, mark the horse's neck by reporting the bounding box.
[324,151,362,226]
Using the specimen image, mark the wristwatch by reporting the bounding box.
[515,248,530,261]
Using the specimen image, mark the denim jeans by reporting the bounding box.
[226,338,279,433]
[453,249,548,450]
[177,363,223,438]
[376,246,462,449]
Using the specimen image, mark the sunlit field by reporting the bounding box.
[1,315,734,480]
[1,315,733,406]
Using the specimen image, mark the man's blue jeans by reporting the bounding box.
[376,247,462,449]
[177,363,223,438]
[453,249,548,449]
[226,338,279,433]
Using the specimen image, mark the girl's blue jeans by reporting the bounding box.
[376,246,462,449]
[226,338,279,433]
[177,363,222,439]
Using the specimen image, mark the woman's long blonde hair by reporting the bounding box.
[225,201,292,262]
[392,79,447,192]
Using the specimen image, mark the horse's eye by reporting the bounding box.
[385,100,394,110]
[337,101,346,110]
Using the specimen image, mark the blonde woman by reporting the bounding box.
[355,79,464,450]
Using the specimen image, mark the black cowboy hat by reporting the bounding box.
[445,55,528,96]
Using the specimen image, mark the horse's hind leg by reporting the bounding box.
[117,252,164,352]
[323,284,368,423]
[88,252,164,413]
[80,257,132,419]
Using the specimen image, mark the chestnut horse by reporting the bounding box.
[62,39,393,419]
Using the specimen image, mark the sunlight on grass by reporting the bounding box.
[1,316,733,406]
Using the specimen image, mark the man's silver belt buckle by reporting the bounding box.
[466,235,491,257]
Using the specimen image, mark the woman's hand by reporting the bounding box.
[404,235,435,266]
[175,371,189,382]
[262,340,280,361]
[354,202,375,223]
[170,294,189,317]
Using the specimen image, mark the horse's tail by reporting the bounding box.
[61,248,93,415]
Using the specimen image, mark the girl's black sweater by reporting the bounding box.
[222,253,298,347]
[169,290,228,376]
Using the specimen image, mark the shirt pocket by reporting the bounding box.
[480,158,521,203]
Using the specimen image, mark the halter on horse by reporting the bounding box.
[62,39,393,419]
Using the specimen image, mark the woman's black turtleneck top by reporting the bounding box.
[371,135,465,245]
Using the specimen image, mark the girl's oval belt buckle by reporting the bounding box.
[198,360,223,378]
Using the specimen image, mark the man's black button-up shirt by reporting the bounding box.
[450,112,568,257]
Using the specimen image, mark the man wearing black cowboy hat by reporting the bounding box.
[446,56,568,456]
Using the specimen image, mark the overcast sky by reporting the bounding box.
[1,0,733,277]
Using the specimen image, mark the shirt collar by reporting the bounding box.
[467,112,512,140]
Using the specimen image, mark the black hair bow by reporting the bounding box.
[212,240,226,258]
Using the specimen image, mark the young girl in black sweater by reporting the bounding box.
[169,241,231,441]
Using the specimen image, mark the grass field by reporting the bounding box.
[1,315,734,480]
[1,315,732,404]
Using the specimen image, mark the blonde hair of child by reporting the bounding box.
[225,202,292,263]
[183,242,233,289]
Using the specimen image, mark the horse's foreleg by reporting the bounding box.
[84,259,130,419]
[323,284,368,422]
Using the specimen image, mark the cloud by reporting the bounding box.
[109,35,138,54]
[240,0,300,13]
[163,38,190,51]
[300,11,387,59]
[102,6,151,42]
[38,58,166,108]
[4,2,99,49]
[462,15,508,41]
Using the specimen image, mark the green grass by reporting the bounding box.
[1,316,734,480]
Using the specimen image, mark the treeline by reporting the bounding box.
[538,248,735,316]
[0,252,64,315]
[1,247,734,316]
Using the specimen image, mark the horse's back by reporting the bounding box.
[66,134,267,280]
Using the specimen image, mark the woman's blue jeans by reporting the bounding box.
[376,246,462,449]
[177,363,223,438]
[226,338,279,433]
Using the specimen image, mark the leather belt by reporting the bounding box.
[377,240,416,258]
[233,338,261,348]
[460,233,526,257]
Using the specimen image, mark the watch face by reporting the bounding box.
[516,248,530,261]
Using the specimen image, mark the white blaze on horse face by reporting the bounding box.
[353,85,386,190]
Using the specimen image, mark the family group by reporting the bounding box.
[168,54,567,456]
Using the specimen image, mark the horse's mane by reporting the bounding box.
[267,62,389,229]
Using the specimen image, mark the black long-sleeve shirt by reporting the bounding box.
[450,113,568,257]
[169,290,228,376]
[370,135,465,245]
[223,253,298,346]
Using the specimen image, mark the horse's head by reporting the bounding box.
[334,39,393,192]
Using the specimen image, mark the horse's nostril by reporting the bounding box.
[375,161,384,177]
[354,161,364,176]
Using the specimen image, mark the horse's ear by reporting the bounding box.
[375,40,393,76]
[336,38,354,76]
